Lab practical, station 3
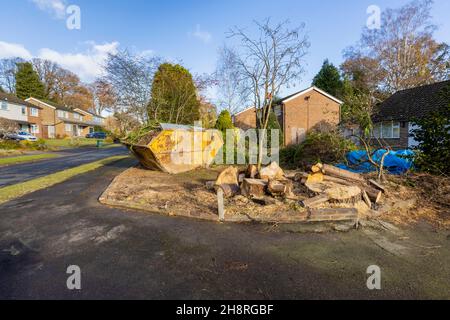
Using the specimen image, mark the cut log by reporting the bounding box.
[308,208,358,222]
[259,162,285,181]
[311,163,323,173]
[241,178,268,198]
[268,179,294,197]
[306,172,324,184]
[301,194,330,208]
[246,164,258,179]
[368,179,387,194]
[323,175,355,186]
[365,189,382,204]
[362,190,372,209]
[325,186,362,204]
[215,166,240,197]
[321,164,365,182]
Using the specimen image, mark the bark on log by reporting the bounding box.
[241,179,268,198]
[323,175,355,186]
[322,164,365,182]
[301,194,330,208]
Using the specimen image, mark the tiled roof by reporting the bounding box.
[373,80,450,122]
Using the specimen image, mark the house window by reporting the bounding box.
[22,107,27,115]
[58,110,68,118]
[65,124,72,132]
[274,106,282,117]
[30,108,38,116]
[1,101,7,111]
[31,124,39,134]
[74,113,81,120]
[373,121,400,139]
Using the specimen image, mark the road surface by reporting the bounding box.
[0,146,129,187]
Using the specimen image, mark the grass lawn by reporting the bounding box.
[0,153,60,166]
[0,149,25,158]
[0,155,130,205]
[44,138,115,149]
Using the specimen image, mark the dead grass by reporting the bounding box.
[378,173,450,228]
[100,166,309,223]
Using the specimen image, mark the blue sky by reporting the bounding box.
[0,0,449,101]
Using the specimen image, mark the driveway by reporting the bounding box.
[0,146,129,187]
[0,158,449,299]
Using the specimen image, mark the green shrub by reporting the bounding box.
[0,139,21,150]
[280,130,356,170]
[215,110,234,131]
[19,139,48,151]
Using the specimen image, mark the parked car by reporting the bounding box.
[6,131,38,142]
[86,132,107,139]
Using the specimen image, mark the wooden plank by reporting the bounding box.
[301,194,330,208]
[368,179,387,194]
[217,188,225,221]
[308,208,358,222]
[365,189,382,204]
[362,190,372,208]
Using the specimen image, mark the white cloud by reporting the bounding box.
[38,41,120,82]
[189,25,212,44]
[31,0,67,19]
[0,40,120,82]
[0,41,33,60]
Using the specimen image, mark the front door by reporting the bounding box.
[48,126,55,139]
[73,125,79,137]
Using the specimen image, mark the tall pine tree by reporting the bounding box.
[15,62,45,100]
[312,59,343,98]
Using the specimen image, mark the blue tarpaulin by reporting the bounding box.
[336,149,414,175]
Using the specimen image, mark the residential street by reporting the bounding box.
[0,146,129,187]
[0,158,449,300]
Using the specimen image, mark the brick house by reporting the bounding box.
[232,86,343,146]
[25,97,104,139]
[372,80,450,149]
[0,92,43,137]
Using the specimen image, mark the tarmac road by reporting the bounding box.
[0,146,130,187]
[0,157,449,299]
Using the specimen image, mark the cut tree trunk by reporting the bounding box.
[301,194,330,208]
[321,164,365,182]
[259,162,284,181]
[215,166,240,197]
[241,179,268,198]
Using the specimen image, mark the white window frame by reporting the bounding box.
[1,101,8,111]
[65,124,72,132]
[31,124,39,134]
[373,121,400,139]
[58,110,68,118]
[21,106,27,115]
[30,107,38,117]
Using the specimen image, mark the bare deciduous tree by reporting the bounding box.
[0,58,23,93]
[0,117,18,138]
[227,18,309,169]
[104,50,161,123]
[91,79,117,115]
[215,46,247,115]
[344,0,450,94]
